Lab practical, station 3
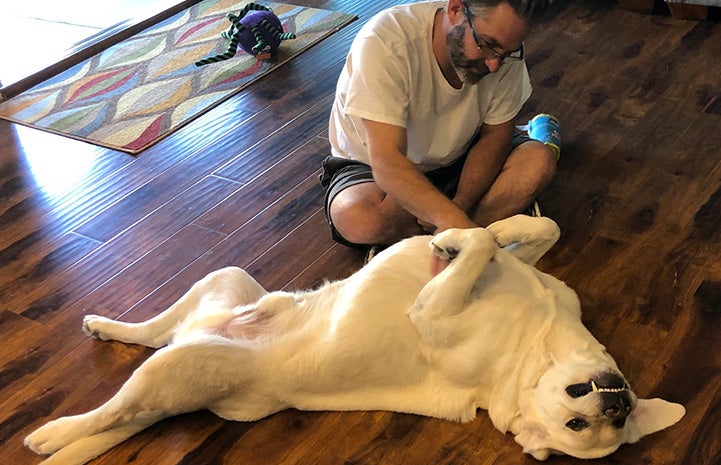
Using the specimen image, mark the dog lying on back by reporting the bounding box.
[25,215,684,464]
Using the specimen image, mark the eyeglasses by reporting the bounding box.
[462,4,524,63]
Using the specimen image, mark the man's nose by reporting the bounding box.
[485,57,502,73]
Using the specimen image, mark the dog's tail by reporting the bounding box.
[37,411,168,465]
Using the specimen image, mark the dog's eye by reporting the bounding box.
[565,418,589,431]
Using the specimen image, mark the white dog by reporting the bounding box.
[25,215,684,464]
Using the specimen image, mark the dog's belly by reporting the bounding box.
[287,292,431,389]
[262,239,439,391]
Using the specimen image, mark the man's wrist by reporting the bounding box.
[432,209,476,233]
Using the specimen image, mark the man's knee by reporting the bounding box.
[512,140,557,188]
[329,188,386,245]
[329,184,420,245]
[330,204,390,245]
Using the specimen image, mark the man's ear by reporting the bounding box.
[514,427,552,460]
[446,0,466,23]
[625,398,686,443]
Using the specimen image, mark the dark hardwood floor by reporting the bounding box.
[1,1,720,464]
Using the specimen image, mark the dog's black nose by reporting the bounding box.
[596,372,626,390]
[601,391,633,422]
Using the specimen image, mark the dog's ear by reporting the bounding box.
[624,398,686,443]
[514,426,552,460]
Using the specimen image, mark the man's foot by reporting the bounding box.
[526,113,561,160]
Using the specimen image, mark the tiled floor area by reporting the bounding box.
[0,0,180,88]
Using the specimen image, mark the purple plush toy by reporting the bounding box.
[195,2,296,65]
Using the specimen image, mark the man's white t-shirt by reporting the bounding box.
[328,1,532,172]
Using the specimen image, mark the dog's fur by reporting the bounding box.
[25,215,684,464]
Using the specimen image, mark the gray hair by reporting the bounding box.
[466,0,551,22]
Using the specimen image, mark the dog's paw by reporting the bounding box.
[431,227,494,261]
[487,215,559,248]
[82,315,112,340]
[25,417,81,455]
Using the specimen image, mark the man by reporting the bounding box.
[321,0,556,253]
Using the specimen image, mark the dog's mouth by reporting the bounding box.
[565,372,629,398]
[588,379,629,394]
[565,372,634,426]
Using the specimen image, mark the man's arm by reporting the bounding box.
[452,121,515,213]
[363,118,476,233]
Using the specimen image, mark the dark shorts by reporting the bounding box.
[319,132,533,248]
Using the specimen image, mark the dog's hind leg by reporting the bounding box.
[26,339,276,465]
[26,347,200,458]
[83,267,268,348]
[408,227,496,343]
[486,215,560,265]
[29,411,167,465]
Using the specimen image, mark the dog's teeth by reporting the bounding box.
[590,380,627,393]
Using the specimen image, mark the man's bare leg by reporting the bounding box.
[329,182,424,245]
[469,141,556,226]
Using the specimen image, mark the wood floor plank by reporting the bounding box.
[212,95,335,184]
[22,224,225,322]
[241,210,338,290]
[66,230,229,320]
[195,136,330,234]
[116,172,328,323]
[283,243,364,291]
[3,176,238,317]
[0,126,132,248]
[0,232,101,302]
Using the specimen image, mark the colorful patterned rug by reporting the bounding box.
[0,1,355,153]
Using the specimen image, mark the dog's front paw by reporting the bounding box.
[25,417,80,455]
[430,227,494,261]
[82,315,112,340]
[487,215,560,247]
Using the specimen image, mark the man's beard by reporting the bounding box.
[446,24,491,86]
